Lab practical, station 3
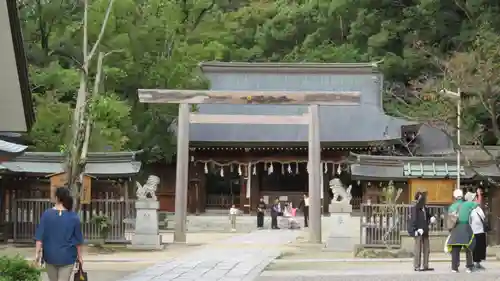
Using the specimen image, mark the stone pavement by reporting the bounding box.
[120,229,301,281]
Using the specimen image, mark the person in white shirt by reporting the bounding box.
[229,204,239,232]
[465,191,487,269]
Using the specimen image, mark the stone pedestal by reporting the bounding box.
[324,203,359,252]
[127,200,164,250]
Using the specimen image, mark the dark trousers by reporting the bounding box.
[303,206,309,227]
[451,245,473,270]
[413,235,430,269]
[257,212,264,227]
[271,214,278,229]
[473,233,487,263]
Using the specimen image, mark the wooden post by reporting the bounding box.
[308,105,321,243]
[138,88,362,244]
[174,104,190,243]
[124,180,129,216]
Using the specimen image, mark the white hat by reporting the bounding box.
[453,189,464,199]
[464,192,476,202]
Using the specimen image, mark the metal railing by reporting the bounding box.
[351,197,362,210]
[11,199,136,243]
[206,194,240,209]
[360,204,447,247]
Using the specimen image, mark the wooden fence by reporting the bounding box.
[9,199,135,243]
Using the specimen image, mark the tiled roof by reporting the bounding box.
[0,139,27,154]
[0,151,142,176]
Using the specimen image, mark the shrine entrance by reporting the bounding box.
[137,88,361,243]
[205,170,241,209]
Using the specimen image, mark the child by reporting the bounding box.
[229,204,239,232]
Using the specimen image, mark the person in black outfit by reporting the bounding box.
[410,191,435,272]
[270,198,280,229]
[298,194,309,228]
[256,198,266,228]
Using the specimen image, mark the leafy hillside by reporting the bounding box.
[21,0,500,161]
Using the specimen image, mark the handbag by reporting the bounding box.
[74,262,88,281]
[444,234,451,254]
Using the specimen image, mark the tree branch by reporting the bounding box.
[87,0,116,61]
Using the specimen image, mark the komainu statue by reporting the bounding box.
[329,178,352,204]
[136,175,160,200]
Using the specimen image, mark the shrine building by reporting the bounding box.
[154,62,427,213]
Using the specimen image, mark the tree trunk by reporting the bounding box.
[65,0,115,211]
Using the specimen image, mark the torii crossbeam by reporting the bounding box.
[137,89,361,244]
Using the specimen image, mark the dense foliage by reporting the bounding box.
[0,255,41,281]
[20,0,500,161]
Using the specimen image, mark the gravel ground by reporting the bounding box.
[257,261,500,281]
[41,270,134,281]
[257,273,500,281]
[40,261,154,281]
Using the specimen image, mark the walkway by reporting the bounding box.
[120,230,301,281]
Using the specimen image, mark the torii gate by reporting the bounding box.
[138,89,361,243]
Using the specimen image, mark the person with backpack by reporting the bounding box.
[446,189,479,273]
[409,191,436,272]
[465,191,488,270]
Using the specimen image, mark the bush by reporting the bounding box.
[0,255,41,281]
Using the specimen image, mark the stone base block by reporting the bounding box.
[324,212,360,252]
[135,200,160,209]
[130,234,163,250]
[329,203,352,213]
[400,231,449,253]
[127,243,165,250]
[324,237,359,252]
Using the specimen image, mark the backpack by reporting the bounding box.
[446,203,463,230]
[477,207,491,232]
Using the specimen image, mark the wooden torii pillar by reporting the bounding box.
[138,89,361,244]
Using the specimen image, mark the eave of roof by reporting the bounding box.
[200,61,380,74]
[0,151,143,177]
[6,1,34,131]
[11,151,142,163]
[0,139,28,154]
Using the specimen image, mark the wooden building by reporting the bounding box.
[0,151,142,198]
[349,146,500,206]
[156,62,416,213]
[0,151,142,241]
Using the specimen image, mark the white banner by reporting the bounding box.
[246,163,252,199]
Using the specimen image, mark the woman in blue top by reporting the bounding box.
[35,187,84,281]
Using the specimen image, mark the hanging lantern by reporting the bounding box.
[287,164,292,174]
[253,165,257,175]
[204,163,208,174]
[337,164,342,175]
[268,163,274,175]
[220,167,224,177]
[357,180,360,185]
[281,164,285,174]
[238,165,242,176]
